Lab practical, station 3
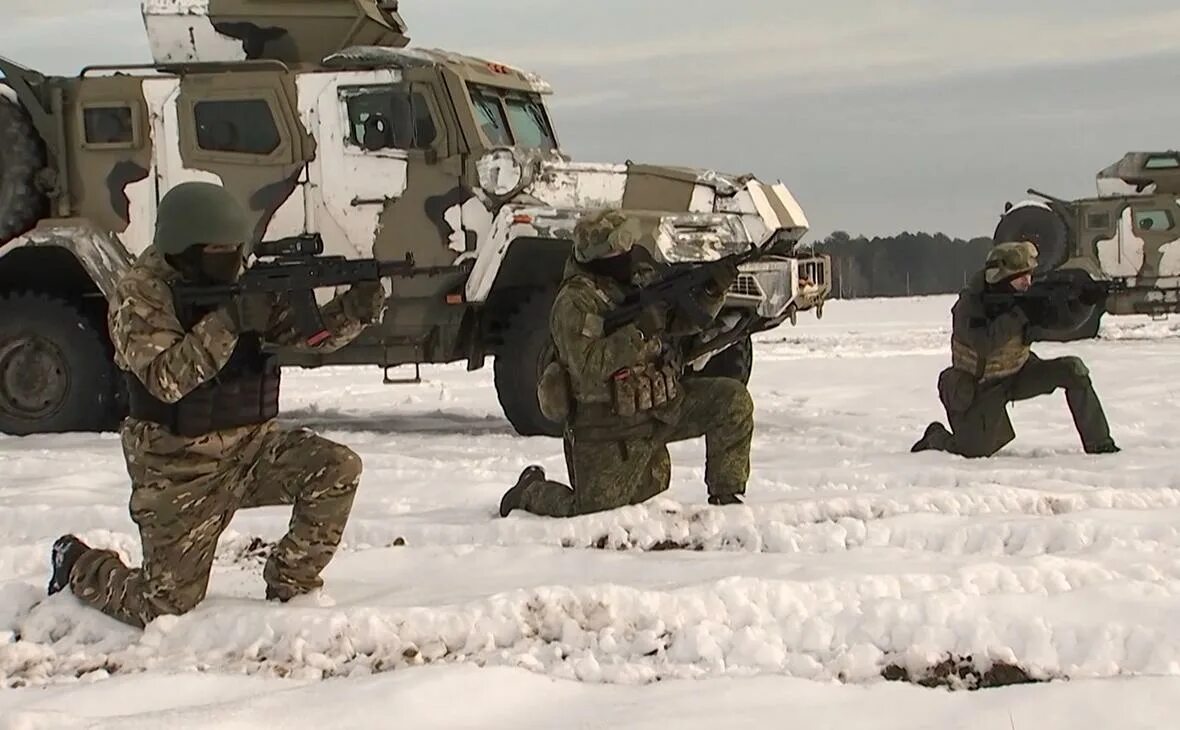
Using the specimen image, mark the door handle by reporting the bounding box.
[351,196,389,207]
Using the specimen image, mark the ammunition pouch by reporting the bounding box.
[610,363,680,417]
[538,359,572,423]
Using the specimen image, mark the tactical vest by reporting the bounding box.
[127,295,280,438]
[541,275,683,440]
[950,336,1029,382]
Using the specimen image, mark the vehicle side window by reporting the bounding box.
[1144,155,1180,170]
[193,99,281,155]
[343,85,437,151]
[83,106,135,146]
[1133,209,1175,232]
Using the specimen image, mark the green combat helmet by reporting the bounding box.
[153,182,254,256]
[572,209,643,262]
[985,240,1038,284]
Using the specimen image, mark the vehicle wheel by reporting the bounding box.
[0,293,119,435]
[493,289,563,437]
[1033,302,1104,342]
[993,204,1069,272]
[0,95,48,245]
[689,335,753,384]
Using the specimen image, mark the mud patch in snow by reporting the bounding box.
[881,655,1042,690]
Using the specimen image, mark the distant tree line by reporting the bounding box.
[801,231,994,299]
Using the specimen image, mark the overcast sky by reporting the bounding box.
[3,0,1177,241]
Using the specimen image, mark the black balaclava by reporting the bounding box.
[168,246,244,284]
[583,251,635,283]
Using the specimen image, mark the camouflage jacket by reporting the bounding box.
[950,271,1030,381]
[551,255,724,432]
[108,246,382,448]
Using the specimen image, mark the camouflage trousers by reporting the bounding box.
[516,377,754,517]
[916,353,1115,457]
[67,420,361,628]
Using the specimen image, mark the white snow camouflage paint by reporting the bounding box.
[3,296,1180,727]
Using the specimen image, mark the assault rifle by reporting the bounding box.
[981,268,1110,310]
[602,236,775,337]
[980,268,1113,333]
[173,235,443,346]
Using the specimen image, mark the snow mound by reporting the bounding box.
[348,488,1180,556]
[4,562,1179,689]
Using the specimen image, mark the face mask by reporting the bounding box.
[199,251,244,284]
[167,247,244,284]
[584,252,634,283]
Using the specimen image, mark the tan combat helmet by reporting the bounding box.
[572,210,643,263]
[985,241,1039,284]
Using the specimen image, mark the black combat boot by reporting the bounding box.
[47,535,91,596]
[1085,440,1121,454]
[499,465,546,517]
[708,494,744,506]
[911,422,951,453]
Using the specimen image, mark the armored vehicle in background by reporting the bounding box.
[993,150,1180,339]
[0,0,830,436]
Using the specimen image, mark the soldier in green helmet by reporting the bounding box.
[911,240,1119,458]
[498,209,753,518]
[46,181,386,627]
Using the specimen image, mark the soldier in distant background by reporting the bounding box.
[498,210,752,518]
[47,181,386,628]
[911,240,1119,458]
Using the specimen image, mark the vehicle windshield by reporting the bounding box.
[468,83,557,152]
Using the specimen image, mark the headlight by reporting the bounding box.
[477,148,528,198]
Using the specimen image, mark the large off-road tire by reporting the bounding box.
[0,293,119,435]
[993,204,1069,272]
[493,289,563,437]
[0,95,48,244]
[688,335,754,384]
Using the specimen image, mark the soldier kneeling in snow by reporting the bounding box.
[498,210,753,518]
[911,240,1119,458]
[47,182,386,628]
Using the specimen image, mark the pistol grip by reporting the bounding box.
[291,290,330,346]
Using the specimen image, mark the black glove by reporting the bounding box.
[223,292,273,333]
[343,281,386,323]
[706,260,740,296]
[635,303,667,337]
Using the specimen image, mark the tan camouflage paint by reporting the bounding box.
[176,69,316,244]
[65,76,154,235]
[621,164,698,213]
[206,0,408,63]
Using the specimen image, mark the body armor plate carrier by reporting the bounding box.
[127,296,280,437]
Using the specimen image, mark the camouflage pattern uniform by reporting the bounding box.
[912,241,1118,458]
[56,183,385,628]
[499,211,753,517]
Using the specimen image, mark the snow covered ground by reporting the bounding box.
[3,294,1180,728]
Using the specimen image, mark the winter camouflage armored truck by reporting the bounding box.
[993,150,1180,340]
[0,0,831,437]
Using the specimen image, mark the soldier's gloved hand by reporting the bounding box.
[636,303,667,337]
[343,280,386,324]
[224,292,273,333]
[705,260,740,297]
